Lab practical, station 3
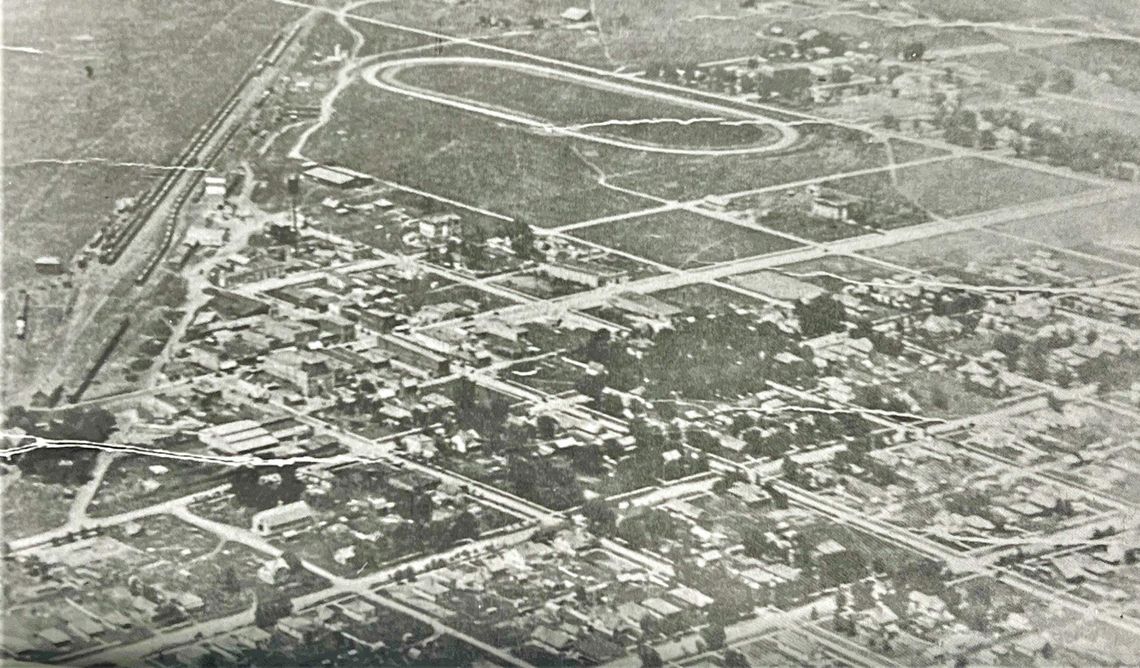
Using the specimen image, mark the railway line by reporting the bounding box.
[97,23,304,284]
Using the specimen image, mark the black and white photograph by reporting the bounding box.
[4,0,1140,666]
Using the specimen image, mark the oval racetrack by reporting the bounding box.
[362,56,801,156]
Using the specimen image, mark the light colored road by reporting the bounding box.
[363,56,801,156]
[65,451,116,529]
[8,484,230,552]
[172,506,535,667]
[426,185,1131,333]
[775,482,1140,638]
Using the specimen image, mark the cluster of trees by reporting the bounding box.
[951,104,1140,178]
[643,60,817,104]
[795,295,848,338]
[596,308,823,401]
[440,219,537,271]
[230,465,305,510]
[4,405,117,485]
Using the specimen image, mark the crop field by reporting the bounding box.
[1,0,300,281]
[571,210,801,268]
[990,194,1140,268]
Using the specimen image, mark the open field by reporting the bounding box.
[866,228,1126,282]
[390,59,783,149]
[870,157,1093,217]
[606,125,891,201]
[990,194,1140,267]
[352,0,790,68]
[305,81,650,228]
[1,0,300,281]
[904,0,1140,24]
[571,210,802,268]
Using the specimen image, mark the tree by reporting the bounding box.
[795,295,847,338]
[701,622,726,650]
[929,385,950,410]
[221,566,241,595]
[978,128,998,150]
[280,550,304,572]
[447,509,480,544]
[881,113,901,130]
[254,591,293,628]
[724,648,751,668]
[581,498,617,537]
[902,41,925,61]
[638,644,663,668]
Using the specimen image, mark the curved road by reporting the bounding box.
[362,55,800,156]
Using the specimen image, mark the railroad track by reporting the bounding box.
[99,23,305,283]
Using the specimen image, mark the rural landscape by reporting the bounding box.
[5,0,1140,666]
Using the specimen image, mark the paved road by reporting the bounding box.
[364,56,800,156]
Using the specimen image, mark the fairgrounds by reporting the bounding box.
[362,55,801,156]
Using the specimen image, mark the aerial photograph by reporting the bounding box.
[4,0,1140,665]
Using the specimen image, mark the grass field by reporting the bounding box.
[306,79,652,228]
[990,194,1140,268]
[652,282,770,311]
[353,0,787,69]
[904,0,1140,24]
[605,125,889,201]
[867,228,1124,282]
[881,157,1092,217]
[2,0,300,281]
[571,210,801,268]
[392,60,781,149]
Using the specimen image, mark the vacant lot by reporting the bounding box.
[353,0,787,69]
[883,158,1093,217]
[572,210,801,268]
[2,0,300,280]
[867,228,1124,282]
[991,194,1140,268]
